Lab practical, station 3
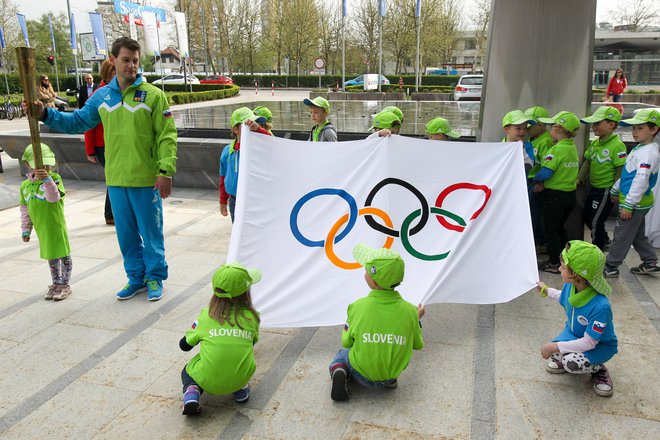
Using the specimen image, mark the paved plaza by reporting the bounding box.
[0,95,658,439]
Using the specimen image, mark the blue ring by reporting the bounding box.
[290,189,358,247]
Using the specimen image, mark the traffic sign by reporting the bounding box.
[314,57,326,70]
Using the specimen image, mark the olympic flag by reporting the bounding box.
[228,129,538,327]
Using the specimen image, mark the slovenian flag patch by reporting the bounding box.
[591,320,606,333]
[163,109,173,118]
[617,151,627,158]
[545,154,554,161]
[640,163,651,169]
[191,320,198,330]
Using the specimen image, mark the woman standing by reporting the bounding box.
[37,75,57,108]
[606,69,628,103]
[84,60,116,225]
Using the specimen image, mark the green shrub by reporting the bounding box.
[169,85,240,104]
[225,74,460,88]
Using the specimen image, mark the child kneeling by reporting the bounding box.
[179,263,261,415]
[537,240,617,397]
[329,244,425,401]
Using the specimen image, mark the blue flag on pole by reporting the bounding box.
[17,13,29,46]
[378,0,386,17]
[342,0,348,17]
[48,15,56,49]
[70,13,77,50]
[416,0,422,18]
[0,27,5,49]
[89,12,107,55]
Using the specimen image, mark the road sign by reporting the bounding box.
[314,57,326,70]
[80,33,106,62]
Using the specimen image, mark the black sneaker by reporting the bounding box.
[182,385,201,415]
[330,367,350,401]
[539,261,560,274]
[603,266,619,278]
[630,262,660,275]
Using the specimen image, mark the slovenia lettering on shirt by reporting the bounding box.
[362,332,407,345]
[209,328,253,339]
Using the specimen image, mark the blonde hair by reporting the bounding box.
[208,289,260,329]
[554,124,576,138]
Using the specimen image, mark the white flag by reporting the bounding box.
[173,12,189,58]
[227,129,537,327]
[141,11,159,56]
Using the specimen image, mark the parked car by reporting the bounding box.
[344,74,390,88]
[200,74,233,85]
[151,74,200,85]
[454,74,483,101]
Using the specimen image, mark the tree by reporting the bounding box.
[384,0,417,74]
[608,0,660,31]
[419,0,462,69]
[0,0,19,73]
[471,0,490,70]
[25,14,75,83]
[316,0,342,75]
[281,0,319,80]
[351,0,379,74]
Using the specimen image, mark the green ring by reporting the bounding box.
[400,207,463,261]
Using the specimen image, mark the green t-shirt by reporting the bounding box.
[342,289,424,382]
[185,307,260,395]
[19,172,70,260]
[583,134,627,188]
[528,131,555,178]
[541,139,579,192]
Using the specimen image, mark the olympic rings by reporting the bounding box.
[325,207,394,269]
[364,178,429,237]
[290,188,358,247]
[289,179,492,269]
[435,183,491,232]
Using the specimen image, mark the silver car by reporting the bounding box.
[454,74,483,101]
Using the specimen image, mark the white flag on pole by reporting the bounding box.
[173,12,189,58]
[227,129,538,327]
[141,11,160,56]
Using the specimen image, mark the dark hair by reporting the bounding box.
[208,288,260,329]
[111,37,140,57]
[643,122,660,136]
[614,68,626,79]
[39,75,49,83]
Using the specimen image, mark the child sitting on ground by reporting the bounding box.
[179,263,262,415]
[303,97,337,142]
[426,117,460,141]
[537,240,617,397]
[578,106,627,251]
[329,244,425,401]
[19,143,72,301]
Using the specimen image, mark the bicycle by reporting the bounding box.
[0,96,16,120]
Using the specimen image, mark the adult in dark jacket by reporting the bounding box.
[78,73,95,107]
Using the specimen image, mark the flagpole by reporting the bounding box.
[415,14,420,92]
[378,4,383,92]
[66,1,80,88]
[49,16,61,93]
[341,4,345,92]
[156,19,165,92]
[1,50,8,96]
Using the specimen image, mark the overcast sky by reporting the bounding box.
[17,0,624,36]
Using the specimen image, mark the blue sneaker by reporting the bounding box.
[182,385,201,415]
[233,384,250,403]
[147,280,163,301]
[116,281,147,300]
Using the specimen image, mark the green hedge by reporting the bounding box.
[226,74,460,88]
[345,84,454,93]
[169,85,240,105]
[154,83,234,93]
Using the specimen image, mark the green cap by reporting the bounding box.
[580,106,622,124]
[502,110,535,128]
[21,143,56,168]
[303,96,331,112]
[523,106,549,122]
[619,108,660,127]
[425,117,460,138]
[230,107,266,127]
[352,244,404,290]
[382,106,404,123]
[538,111,581,133]
[561,240,611,296]
[212,262,262,298]
[253,106,272,123]
[370,111,401,130]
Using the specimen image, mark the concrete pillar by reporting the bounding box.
[478,0,597,241]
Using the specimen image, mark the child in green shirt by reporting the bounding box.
[304,97,337,142]
[578,106,627,251]
[329,244,425,401]
[179,263,261,415]
[19,143,72,301]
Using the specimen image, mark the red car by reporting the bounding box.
[200,75,234,85]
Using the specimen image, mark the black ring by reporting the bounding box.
[364,178,430,237]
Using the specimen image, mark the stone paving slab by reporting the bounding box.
[0,146,658,439]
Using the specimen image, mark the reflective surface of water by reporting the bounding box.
[173,101,653,141]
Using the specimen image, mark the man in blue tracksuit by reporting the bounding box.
[29,37,177,302]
